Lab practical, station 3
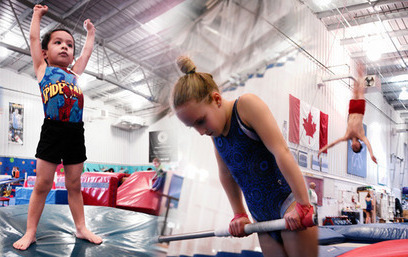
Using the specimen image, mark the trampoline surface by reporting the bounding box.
[0,204,157,257]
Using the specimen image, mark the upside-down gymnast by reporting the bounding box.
[318,62,377,164]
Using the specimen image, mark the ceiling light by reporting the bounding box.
[399,88,408,100]
[313,0,331,6]
[365,39,386,61]
[0,46,9,58]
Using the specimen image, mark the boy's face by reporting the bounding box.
[351,140,362,153]
[43,31,74,68]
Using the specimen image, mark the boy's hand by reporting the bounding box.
[83,19,95,32]
[33,4,48,17]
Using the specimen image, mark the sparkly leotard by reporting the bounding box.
[214,99,293,242]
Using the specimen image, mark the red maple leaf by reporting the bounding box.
[302,112,316,143]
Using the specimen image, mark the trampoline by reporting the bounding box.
[0,204,157,256]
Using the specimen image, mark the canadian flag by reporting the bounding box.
[289,94,328,152]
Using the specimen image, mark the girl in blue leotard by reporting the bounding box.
[172,56,318,257]
[365,192,373,223]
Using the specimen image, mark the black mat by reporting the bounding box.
[0,204,157,256]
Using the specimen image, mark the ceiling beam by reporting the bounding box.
[14,0,170,85]
[105,0,184,43]
[368,66,408,77]
[315,0,402,19]
[382,80,408,87]
[0,41,154,102]
[0,7,31,38]
[93,0,140,27]
[326,10,408,31]
[340,28,408,45]
[350,45,408,59]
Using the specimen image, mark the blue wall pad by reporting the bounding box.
[216,252,241,257]
[240,250,263,257]
[15,187,68,205]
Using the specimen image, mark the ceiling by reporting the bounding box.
[0,0,407,124]
[0,0,209,119]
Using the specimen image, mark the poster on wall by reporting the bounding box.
[289,147,298,162]
[311,154,320,171]
[8,102,24,145]
[347,124,367,177]
[149,130,177,162]
[321,155,329,172]
[298,150,308,168]
[304,176,323,206]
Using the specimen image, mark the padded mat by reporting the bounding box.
[0,204,157,256]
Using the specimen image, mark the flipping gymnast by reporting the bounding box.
[318,62,377,164]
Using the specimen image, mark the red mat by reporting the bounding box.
[116,171,162,215]
[339,239,408,257]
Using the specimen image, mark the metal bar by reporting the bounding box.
[102,43,119,81]
[119,65,141,83]
[8,0,30,50]
[326,10,408,31]
[315,0,402,19]
[140,67,153,97]
[0,8,31,38]
[157,231,215,243]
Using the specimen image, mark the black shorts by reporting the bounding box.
[35,119,87,165]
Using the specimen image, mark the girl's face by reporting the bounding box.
[176,93,225,137]
[43,31,74,68]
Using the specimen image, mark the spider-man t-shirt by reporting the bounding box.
[39,66,84,122]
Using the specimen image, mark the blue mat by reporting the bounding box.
[326,223,408,243]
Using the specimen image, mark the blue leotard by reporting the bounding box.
[39,66,84,122]
[366,198,372,211]
[213,99,293,242]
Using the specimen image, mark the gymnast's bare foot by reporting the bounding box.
[76,228,103,245]
[13,233,36,250]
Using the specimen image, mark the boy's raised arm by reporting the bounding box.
[30,5,48,80]
[72,19,95,75]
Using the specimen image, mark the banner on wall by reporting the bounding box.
[347,124,367,177]
[149,130,177,162]
[8,102,24,145]
[289,95,328,152]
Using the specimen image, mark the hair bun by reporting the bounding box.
[177,56,196,74]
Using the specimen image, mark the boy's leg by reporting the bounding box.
[353,62,365,100]
[64,163,102,244]
[13,159,57,250]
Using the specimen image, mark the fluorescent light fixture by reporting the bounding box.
[399,88,408,100]
[365,38,386,61]
[0,46,9,58]
[314,0,332,6]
